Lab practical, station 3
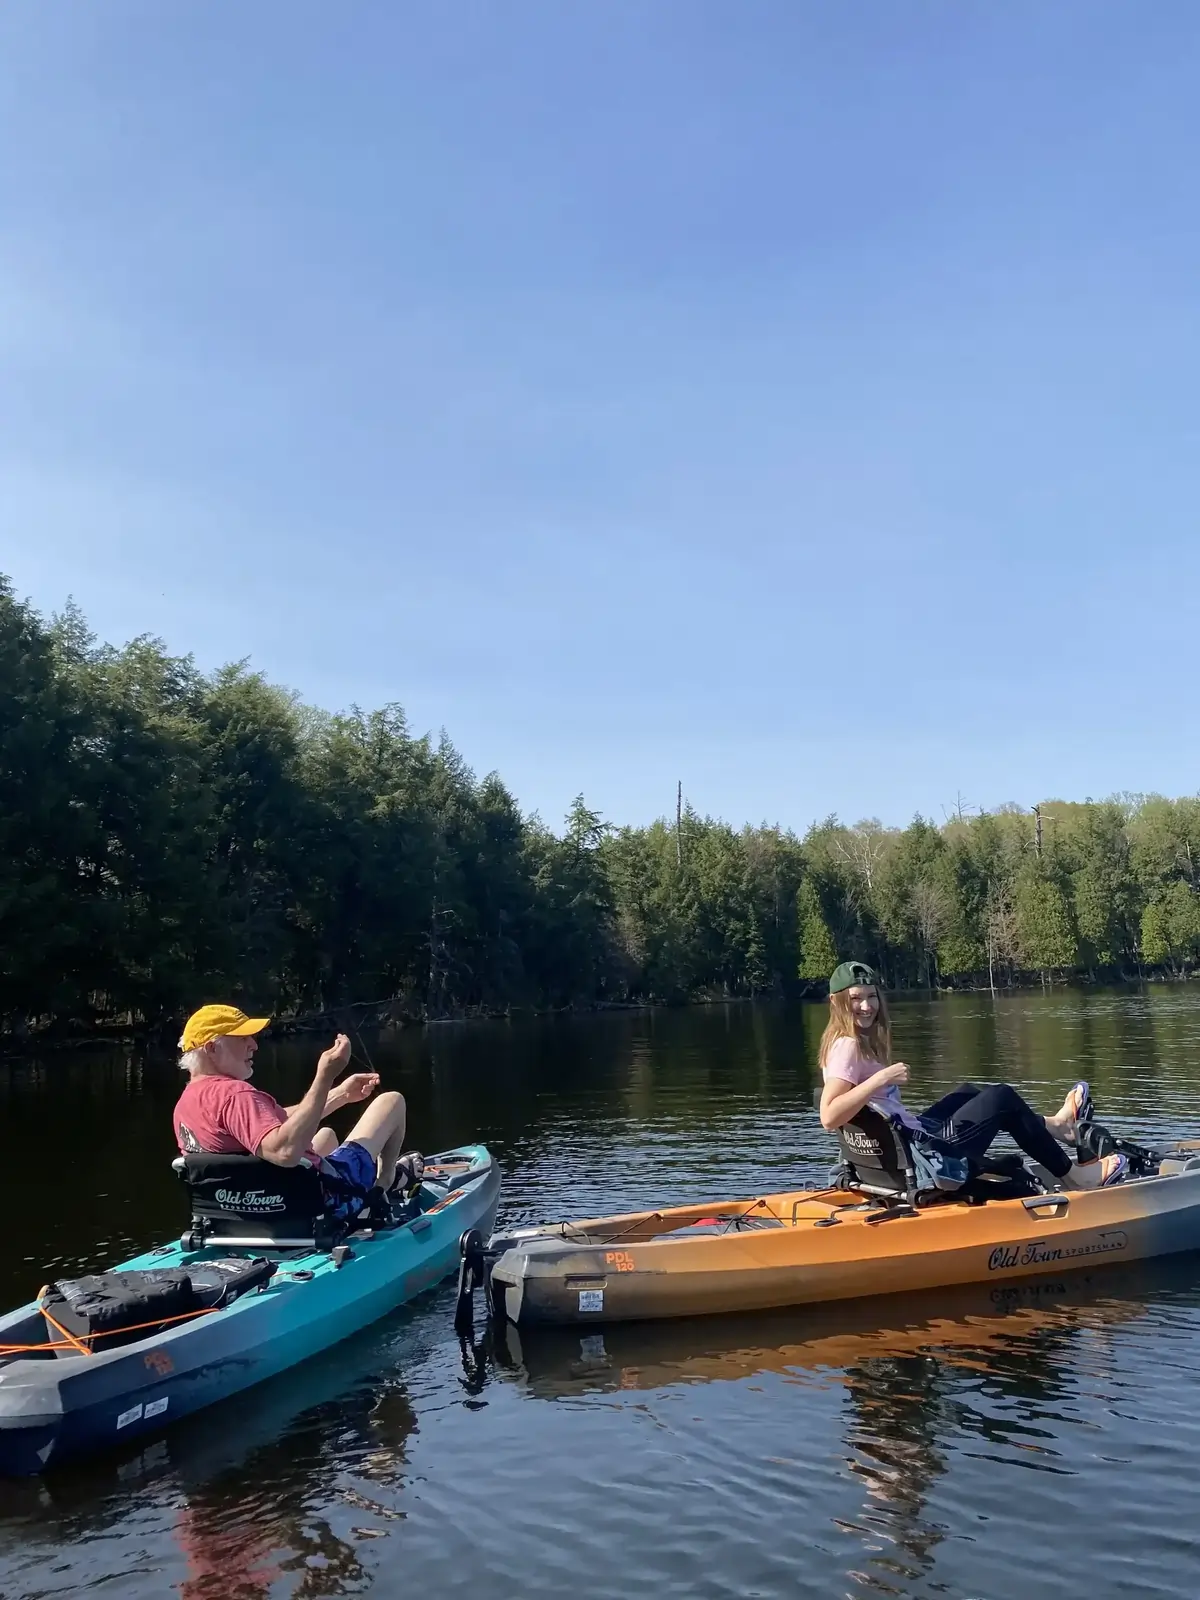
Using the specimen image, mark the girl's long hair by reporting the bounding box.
[818,987,892,1069]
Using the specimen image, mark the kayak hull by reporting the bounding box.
[485,1147,1200,1328]
[500,1253,1200,1401]
[0,1145,498,1476]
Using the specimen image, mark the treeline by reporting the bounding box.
[797,800,1200,991]
[3,578,1199,1037]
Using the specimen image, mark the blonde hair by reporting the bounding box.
[818,986,892,1069]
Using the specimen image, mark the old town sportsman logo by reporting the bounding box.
[212,1187,287,1213]
[987,1230,1128,1271]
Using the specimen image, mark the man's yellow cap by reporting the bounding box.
[180,1005,270,1052]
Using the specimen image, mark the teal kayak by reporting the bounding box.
[0,1144,499,1476]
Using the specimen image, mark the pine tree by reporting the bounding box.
[797,879,838,980]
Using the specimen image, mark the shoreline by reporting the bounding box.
[3,973,1197,1058]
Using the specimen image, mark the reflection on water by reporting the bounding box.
[1,1317,425,1599]
[3,989,1200,1597]
[167,1373,418,1600]
[489,1259,1200,1593]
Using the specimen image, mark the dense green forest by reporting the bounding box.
[3,575,1199,1038]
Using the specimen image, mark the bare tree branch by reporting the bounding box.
[834,818,888,894]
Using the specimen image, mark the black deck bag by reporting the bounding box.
[42,1258,276,1356]
[187,1256,277,1306]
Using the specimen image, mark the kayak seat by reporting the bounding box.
[825,1102,922,1205]
[173,1154,347,1252]
[813,1092,1043,1206]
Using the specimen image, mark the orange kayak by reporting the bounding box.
[465,1141,1200,1328]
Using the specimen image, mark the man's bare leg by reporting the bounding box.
[311,1127,339,1157]
[343,1091,407,1192]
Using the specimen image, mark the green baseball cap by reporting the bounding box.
[828,960,879,994]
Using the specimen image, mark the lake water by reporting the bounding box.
[3,989,1200,1599]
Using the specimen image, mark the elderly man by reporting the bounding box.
[173,1005,420,1209]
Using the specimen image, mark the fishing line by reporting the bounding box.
[352,1021,377,1075]
[335,1005,378,1078]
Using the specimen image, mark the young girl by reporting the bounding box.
[817,961,1127,1188]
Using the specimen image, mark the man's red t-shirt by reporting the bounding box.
[174,1075,319,1164]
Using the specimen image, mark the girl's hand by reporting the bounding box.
[876,1062,909,1088]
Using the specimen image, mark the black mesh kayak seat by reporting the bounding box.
[811,1089,1043,1206]
[831,1102,922,1203]
[41,1258,276,1357]
[172,1153,363,1251]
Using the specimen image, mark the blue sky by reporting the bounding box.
[3,3,1198,834]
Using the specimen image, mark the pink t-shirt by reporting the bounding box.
[821,1036,923,1132]
[174,1074,319,1164]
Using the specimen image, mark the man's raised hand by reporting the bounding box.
[317,1033,353,1079]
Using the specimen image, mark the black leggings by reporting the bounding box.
[918,1082,1072,1179]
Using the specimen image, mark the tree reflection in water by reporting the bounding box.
[493,1259,1199,1595]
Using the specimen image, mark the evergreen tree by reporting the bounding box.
[797,879,838,980]
[1015,861,1079,977]
[1140,881,1200,974]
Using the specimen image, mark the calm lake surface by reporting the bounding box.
[3,989,1200,1599]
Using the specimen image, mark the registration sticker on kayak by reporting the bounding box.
[578,1290,604,1312]
[116,1404,143,1430]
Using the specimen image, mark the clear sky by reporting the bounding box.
[3,3,1198,835]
